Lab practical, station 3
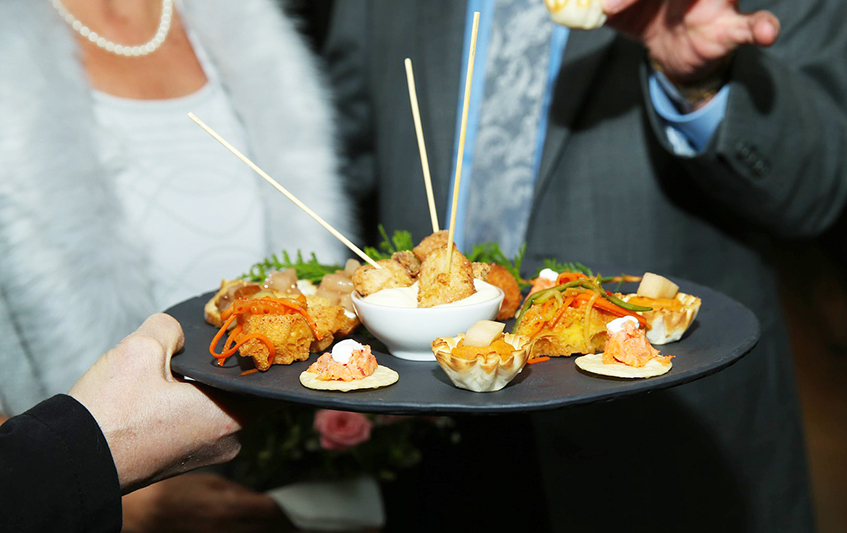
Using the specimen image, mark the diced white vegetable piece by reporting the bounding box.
[637,272,679,299]
[463,320,506,348]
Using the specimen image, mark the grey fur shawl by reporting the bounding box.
[0,0,351,414]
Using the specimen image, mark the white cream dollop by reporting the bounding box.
[538,268,559,282]
[331,339,364,364]
[606,315,639,335]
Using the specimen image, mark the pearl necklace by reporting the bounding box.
[50,0,173,58]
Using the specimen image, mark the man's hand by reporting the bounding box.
[601,0,780,85]
[122,473,293,533]
[69,313,245,494]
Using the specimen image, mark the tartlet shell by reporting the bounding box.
[431,333,531,392]
[624,292,702,345]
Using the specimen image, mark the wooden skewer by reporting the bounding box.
[187,112,381,269]
[404,58,439,234]
[446,11,480,273]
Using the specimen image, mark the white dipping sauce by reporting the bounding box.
[362,279,501,309]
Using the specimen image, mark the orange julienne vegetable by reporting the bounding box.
[526,290,647,339]
[527,356,550,365]
[546,295,575,329]
[571,291,648,327]
[556,272,588,285]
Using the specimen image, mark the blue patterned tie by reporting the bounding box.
[463,0,554,257]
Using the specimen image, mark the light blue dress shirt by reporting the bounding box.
[448,0,730,250]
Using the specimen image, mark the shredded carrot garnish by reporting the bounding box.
[210,314,238,365]
[547,295,575,329]
[526,319,546,338]
[240,368,260,376]
[572,291,648,327]
[527,356,550,365]
[556,272,588,285]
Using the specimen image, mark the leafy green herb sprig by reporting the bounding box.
[467,242,529,289]
[363,225,414,261]
[538,259,593,277]
[242,251,340,284]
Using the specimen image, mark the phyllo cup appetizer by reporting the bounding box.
[431,320,531,392]
[621,272,702,345]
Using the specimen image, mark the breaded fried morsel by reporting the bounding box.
[417,244,476,308]
[471,262,491,282]
[307,295,361,352]
[239,313,315,371]
[352,258,414,297]
[485,264,522,320]
[412,230,448,262]
[391,250,421,279]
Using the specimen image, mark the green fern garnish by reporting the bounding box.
[363,225,414,261]
[242,251,340,284]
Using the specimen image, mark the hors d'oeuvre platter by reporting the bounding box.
[181,54,755,414]
[169,234,759,415]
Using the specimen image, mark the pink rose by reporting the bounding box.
[313,409,373,451]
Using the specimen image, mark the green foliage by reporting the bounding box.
[242,250,340,284]
[363,225,414,261]
[537,259,594,278]
[467,242,529,289]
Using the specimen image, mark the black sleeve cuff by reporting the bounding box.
[0,394,122,533]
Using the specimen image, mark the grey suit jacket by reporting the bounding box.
[324,1,847,530]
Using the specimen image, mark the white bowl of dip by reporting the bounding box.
[351,279,504,361]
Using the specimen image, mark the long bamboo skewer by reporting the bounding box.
[446,11,480,272]
[187,112,380,269]
[404,58,439,234]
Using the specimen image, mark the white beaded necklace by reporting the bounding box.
[50,0,173,58]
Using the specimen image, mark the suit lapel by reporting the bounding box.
[416,0,467,202]
[535,27,616,197]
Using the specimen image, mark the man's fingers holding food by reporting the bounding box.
[748,10,780,47]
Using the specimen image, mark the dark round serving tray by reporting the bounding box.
[169,277,759,414]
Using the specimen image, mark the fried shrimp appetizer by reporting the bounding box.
[417,244,476,308]
[412,230,449,262]
[486,264,522,320]
[390,250,421,278]
[307,296,360,352]
[471,262,491,282]
[352,258,415,297]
